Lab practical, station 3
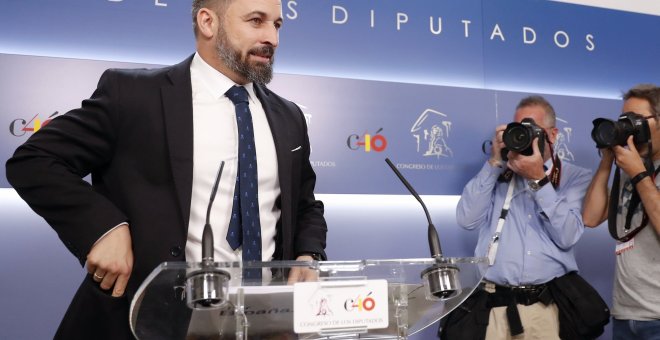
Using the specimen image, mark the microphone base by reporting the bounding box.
[421,263,461,301]
[185,266,231,310]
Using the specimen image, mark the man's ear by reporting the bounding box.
[548,127,559,145]
[196,7,218,39]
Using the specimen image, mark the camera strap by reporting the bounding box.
[487,177,516,266]
[548,144,562,189]
[608,161,659,242]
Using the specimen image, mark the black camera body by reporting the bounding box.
[591,112,651,148]
[502,117,546,158]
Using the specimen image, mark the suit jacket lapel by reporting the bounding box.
[161,55,195,230]
[255,84,293,228]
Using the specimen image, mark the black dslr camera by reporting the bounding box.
[591,112,651,148]
[501,118,546,159]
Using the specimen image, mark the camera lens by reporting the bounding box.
[591,119,617,148]
[591,115,640,148]
[502,123,531,152]
[502,118,545,156]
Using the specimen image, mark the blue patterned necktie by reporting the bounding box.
[225,86,262,279]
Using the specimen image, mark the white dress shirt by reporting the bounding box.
[185,53,281,263]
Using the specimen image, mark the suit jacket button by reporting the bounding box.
[170,246,182,257]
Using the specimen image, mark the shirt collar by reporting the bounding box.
[191,52,257,102]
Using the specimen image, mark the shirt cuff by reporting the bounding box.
[479,160,506,182]
[530,184,556,210]
[92,222,129,247]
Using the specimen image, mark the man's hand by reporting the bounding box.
[507,137,546,180]
[598,147,615,168]
[286,255,319,284]
[613,136,647,177]
[489,124,508,167]
[85,224,133,297]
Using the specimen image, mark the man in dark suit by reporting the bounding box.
[5,0,327,338]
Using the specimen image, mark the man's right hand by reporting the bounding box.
[613,136,646,177]
[489,124,508,167]
[85,224,133,297]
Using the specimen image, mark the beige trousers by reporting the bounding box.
[485,302,560,340]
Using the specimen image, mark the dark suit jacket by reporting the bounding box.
[6,55,327,339]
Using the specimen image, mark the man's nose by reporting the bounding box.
[261,25,279,48]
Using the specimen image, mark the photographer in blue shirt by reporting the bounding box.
[441,96,593,339]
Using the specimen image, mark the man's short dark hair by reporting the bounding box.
[516,95,557,128]
[623,84,660,119]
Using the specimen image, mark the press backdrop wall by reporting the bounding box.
[2,1,660,338]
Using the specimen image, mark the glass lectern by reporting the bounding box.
[130,257,487,339]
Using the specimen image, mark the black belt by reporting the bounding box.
[483,283,552,307]
[480,281,554,336]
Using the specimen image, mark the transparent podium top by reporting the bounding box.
[130,257,487,339]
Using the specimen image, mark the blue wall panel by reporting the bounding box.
[2,1,659,338]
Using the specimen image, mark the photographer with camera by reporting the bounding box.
[583,84,660,339]
[440,96,595,339]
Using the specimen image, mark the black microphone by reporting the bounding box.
[202,161,225,264]
[385,158,460,300]
[385,158,442,258]
[185,160,231,309]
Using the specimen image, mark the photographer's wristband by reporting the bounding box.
[631,170,650,186]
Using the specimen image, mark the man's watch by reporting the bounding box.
[299,253,323,261]
[528,175,550,192]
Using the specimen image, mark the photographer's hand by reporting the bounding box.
[507,137,546,180]
[600,148,615,165]
[613,136,646,177]
[489,124,507,167]
[615,136,660,235]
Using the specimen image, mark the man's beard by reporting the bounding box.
[216,27,274,84]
